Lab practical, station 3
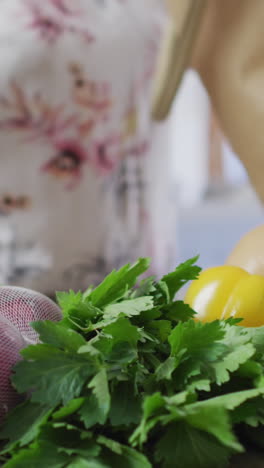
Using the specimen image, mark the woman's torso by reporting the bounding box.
[0,0,176,293]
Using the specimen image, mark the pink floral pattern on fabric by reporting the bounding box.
[0,80,124,188]
[21,0,94,44]
[41,135,124,188]
[41,140,89,190]
[0,0,174,291]
[0,71,150,190]
[69,63,112,120]
[0,82,75,140]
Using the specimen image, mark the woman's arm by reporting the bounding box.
[193,0,264,203]
[153,0,264,203]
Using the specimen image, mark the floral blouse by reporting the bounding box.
[0,0,176,294]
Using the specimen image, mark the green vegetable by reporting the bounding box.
[2,256,264,467]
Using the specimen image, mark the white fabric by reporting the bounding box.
[0,0,176,293]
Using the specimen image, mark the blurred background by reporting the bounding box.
[170,70,264,269]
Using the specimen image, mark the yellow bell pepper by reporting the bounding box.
[184,265,264,327]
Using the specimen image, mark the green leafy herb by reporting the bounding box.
[2,257,264,467]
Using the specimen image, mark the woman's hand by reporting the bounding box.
[0,287,62,424]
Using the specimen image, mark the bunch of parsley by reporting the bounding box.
[1,257,264,468]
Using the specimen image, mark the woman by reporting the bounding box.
[0,0,178,424]
[0,0,176,295]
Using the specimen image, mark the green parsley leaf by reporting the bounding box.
[56,290,83,316]
[0,402,51,451]
[155,423,231,468]
[90,258,150,307]
[2,441,69,468]
[98,436,152,468]
[109,383,141,426]
[155,357,178,381]
[52,398,85,421]
[103,297,154,320]
[163,301,196,322]
[184,405,242,451]
[32,321,86,352]
[88,369,110,423]
[12,345,97,405]
[169,320,226,360]
[213,343,256,385]
[66,458,109,468]
[79,394,108,429]
[161,256,201,300]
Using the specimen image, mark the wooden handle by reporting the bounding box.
[151,0,207,121]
